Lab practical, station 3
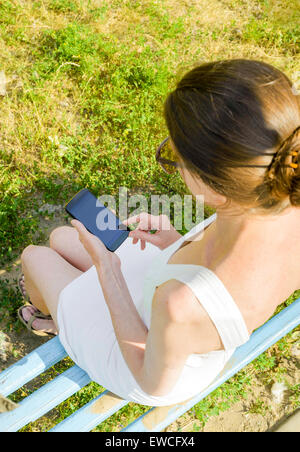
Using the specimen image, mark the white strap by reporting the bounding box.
[184,213,217,241]
[175,267,250,350]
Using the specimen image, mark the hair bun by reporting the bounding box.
[289,127,300,206]
[266,126,300,206]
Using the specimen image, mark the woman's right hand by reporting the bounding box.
[123,213,182,250]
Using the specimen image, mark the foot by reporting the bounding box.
[20,305,58,335]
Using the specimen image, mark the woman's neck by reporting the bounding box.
[213,205,300,247]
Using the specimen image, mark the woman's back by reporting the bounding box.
[165,207,300,346]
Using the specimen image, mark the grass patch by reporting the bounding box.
[1,0,299,264]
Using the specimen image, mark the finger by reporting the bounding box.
[71,219,89,236]
[129,229,146,239]
[135,214,166,231]
[123,215,141,226]
[136,221,150,231]
[124,213,152,229]
[129,229,160,246]
[71,219,105,249]
[132,237,138,245]
[140,240,146,251]
[70,221,90,249]
[70,220,93,246]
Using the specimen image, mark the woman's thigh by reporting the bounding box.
[21,245,83,327]
[50,226,93,272]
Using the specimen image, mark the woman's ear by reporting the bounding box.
[181,167,227,207]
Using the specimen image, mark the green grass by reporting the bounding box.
[0,0,299,432]
[0,0,299,265]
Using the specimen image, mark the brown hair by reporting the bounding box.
[164,59,300,214]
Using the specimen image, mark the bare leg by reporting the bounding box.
[19,225,91,304]
[20,245,83,332]
[49,226,93,272]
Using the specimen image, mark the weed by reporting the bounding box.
[248,400,271,416]
[288,383,300,409]
[49,0,79,13]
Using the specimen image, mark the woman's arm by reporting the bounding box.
[70,220,193,395]
[97,259,193,395]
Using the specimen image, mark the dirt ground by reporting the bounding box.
[0,208,299,431]
[166,353,300,432]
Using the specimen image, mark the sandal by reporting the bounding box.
[18,306,57,338]
[18,273,31,304]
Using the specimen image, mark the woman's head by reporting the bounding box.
[163,59,300,214]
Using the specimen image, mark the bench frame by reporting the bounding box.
[0,297,299,432]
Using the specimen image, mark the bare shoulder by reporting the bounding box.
[152,279,201,322]
[152,279,224,353]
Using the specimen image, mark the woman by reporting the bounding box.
[18,59,300,406]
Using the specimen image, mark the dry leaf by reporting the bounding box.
[0,393,18,413]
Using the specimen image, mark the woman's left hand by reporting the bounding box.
[71,220,121,270]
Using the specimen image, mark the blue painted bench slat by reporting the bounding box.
[49,390,128,432]
[0,365,91,432]
[0,337,67,397]
[0,297,299,432]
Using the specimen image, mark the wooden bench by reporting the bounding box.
[0,297,299,432]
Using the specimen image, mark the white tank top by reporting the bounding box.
[141,213,250,366]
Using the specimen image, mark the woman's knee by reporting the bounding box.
[49,225,92,271]
[22,244,45,260]
[49,226,76,250]
[21,244,54,269]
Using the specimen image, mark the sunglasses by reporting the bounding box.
[155,137,185,174]
[155,137,294,174]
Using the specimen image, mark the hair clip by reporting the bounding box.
[290,151,299,157]
[290,162,298,169]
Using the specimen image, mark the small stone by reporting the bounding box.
[290,342,300,358]
[290,331,300,341]
[271,381,288,404]
[38,203,63,214]
[0,332,9,361]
